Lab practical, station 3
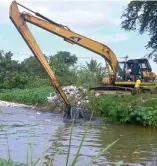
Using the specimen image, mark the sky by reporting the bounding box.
[0,0,157,73]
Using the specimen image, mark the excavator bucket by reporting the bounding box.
[63,105,92,121]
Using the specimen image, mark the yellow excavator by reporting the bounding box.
[9,1,156,117]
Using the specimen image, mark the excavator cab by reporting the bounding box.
[96,58,156,95]
[115,58,156,86]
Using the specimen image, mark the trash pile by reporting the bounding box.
[47,86,89,107]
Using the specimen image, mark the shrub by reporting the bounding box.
[90,94,157,127]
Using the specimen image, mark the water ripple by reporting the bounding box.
[0,107,157,165]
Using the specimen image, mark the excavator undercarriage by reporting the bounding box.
[90,85,156,96]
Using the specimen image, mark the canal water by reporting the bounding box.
[0,106,157,166]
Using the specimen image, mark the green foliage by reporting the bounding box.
[48,51,78,86]
[0,50,106,89]
[21,56,47,78]
[0,50,27,89]
[2,72,29,89]
[49,51,78,76]
[0,159,27,166]
[75,69,97,89]
[92,94,157,126]
[0,50,78,89]
[86,59,101,72]
[121,1,157,62]
[76,65,105,89]
[0,86,53,105]
[57,74,77,86]
[129,106,157,127]
[24,77,50,89]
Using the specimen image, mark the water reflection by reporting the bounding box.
[43,123,108,166]
[97,125,157,165]
[0,106,157,166]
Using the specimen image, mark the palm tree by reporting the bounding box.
[86,59,101,72]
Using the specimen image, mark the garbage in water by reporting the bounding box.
[47,86,91,120]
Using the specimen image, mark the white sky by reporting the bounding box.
[0,0,157,73]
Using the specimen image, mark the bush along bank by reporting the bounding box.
[90,93,157,127]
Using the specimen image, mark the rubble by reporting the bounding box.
[47,86,89,107]
[47,86,92,120]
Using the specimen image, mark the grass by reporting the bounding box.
[0,86,53,106]
[0,109,122,166]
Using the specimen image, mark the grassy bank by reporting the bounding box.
[0,86,53,106]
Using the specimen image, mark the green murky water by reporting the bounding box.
[0,106,157,166]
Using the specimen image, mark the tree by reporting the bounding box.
[49,51,78,85]
[86,59,101,72]
[77,59,106,87]
[0,50,28,89]
[49,51,78,76]
[21,56,47,78]
[121,1,157,62]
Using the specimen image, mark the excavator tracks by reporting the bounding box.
[89,85,155,95]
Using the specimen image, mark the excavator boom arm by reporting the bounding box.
[14,3,118,82]
[9,1,70,106]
